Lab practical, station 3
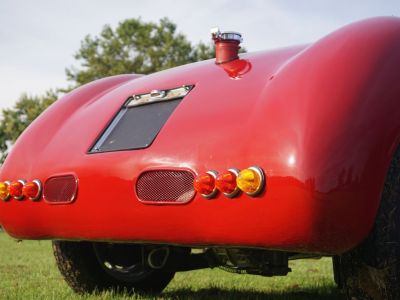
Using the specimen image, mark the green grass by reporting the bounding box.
[0,232,343,299]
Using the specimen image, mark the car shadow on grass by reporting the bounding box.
[162,287,345,300]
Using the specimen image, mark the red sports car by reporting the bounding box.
[1,17,400,299]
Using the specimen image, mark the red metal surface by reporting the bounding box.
[1,17,400,255]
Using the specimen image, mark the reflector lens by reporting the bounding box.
[23,180,42,201]
[193,172,217,198]
[9,181,24,199]
[0,181,10,201]
[215,170,238,196]
[236,166,265,196]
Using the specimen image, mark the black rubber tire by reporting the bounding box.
[52,241,175,295]
[338,145,400,299]
[332,256,343,289]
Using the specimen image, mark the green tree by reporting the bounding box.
[66,17,214,86]
[0,91,58,162]
[0,17,216,162]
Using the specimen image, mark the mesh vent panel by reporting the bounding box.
[136,170,195,203]
[44,175,77,203]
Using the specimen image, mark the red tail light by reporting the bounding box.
[9,180,25,200]
[215,169,240,198]
[22,180,42,201]
[193,171,218,199]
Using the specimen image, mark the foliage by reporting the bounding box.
[66,17,214,86]
[0,91,57,162]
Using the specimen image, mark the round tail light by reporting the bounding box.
[9,180,25,200]
[236,166,265,196]
[0,181,11,201]
[22,180,42,201]
[215,169,240,198]
[193,171,218,199]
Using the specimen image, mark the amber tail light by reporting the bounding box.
[0,181,11,201]
[236,166,265,196]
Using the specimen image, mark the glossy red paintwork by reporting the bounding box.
[1,17,400,255]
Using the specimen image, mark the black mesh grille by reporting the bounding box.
[136,170,195,203]
[91,99,181,153]
[43,175,77,203]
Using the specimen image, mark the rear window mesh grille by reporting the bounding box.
[91,99,182,152]
[136,170,195,204]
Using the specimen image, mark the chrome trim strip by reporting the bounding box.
[91,108,127,152]
[127,85,193,107]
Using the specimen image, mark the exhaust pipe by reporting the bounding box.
[147,247,170,269]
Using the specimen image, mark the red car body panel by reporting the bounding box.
[1,17,400,255]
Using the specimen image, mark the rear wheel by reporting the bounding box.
[338,145,400,299]
[332,256,343,289]
[53,241,175,295]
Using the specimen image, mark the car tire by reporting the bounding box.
[337,145,400,299]
[52,241,175,295]
[332,256,343,290]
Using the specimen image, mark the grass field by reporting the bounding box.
[0,232,343,300]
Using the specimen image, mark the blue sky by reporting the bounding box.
[0,0,399,110]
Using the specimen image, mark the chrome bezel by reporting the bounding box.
[223,168,241,198]
[1,181,11,202]
[14,179,26,200]
[220,31,243,42]
[245,166,266,197]
[127,85,193,108]
[28,179,43,201]
[201,170,219,199]
[211,28,243,43]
